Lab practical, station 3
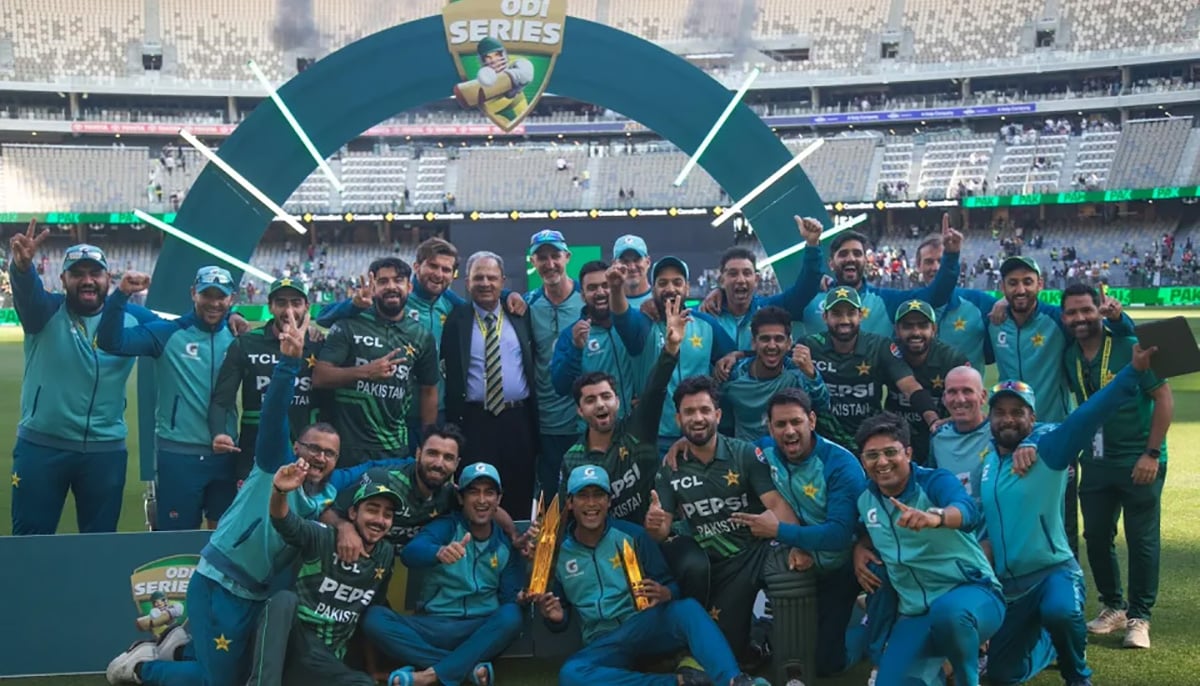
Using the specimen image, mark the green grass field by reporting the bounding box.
[2,312,1199,685]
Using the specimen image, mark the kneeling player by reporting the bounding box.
[367,463,524,686]
[529,465,769,686]
[244,460,400,685]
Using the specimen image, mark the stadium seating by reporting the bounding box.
[0,0,143,81]
[915,133,996,200]
[160,0,283,81]
[454,146,590,210]
[413,154,449,210]
[1072,129,1121,187]
[878,138,915,191]
[1106,118,1193,189]
[340,152,408,213]
[752,0,889,70]
[993,133,1068,195]
[785,136,876,201]
[284,170,333,212]
[903,0,1042,65]
[1060,0,1199,52]
[0,144,148,212]
[607,0,690,42]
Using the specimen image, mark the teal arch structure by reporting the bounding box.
[138,16,829,478]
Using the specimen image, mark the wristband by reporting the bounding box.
[909,388,938,418]
[273,486,287,495]
[1144,448,1161,459]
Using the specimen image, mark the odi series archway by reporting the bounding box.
[138,16,831,475]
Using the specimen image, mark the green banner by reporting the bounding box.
[962,185,1200,208]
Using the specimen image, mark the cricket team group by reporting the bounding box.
[7,211,1171,686]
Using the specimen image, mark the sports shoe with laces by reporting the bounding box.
[1123,618,1151,649]
[1086,606,1127,635]
[156,625,191,661]
[106,641,156,684]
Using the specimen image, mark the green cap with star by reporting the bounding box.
[268,277,309,300]
[822,286,863,311]
[999,256,1041,278]
[895,299,936,324]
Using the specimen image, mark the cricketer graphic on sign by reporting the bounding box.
[443,0,566,131]
[129,554,198,637]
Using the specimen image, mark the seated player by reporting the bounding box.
[243,460,400,685]
[528,465,769,686]
[853,413,1004,686]
[366,463,524,686]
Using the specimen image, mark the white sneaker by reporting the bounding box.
[1086,606,1127,635]
[867,668,877,686]
[106,641,156,684]
[156,625,190,661]
[1123,618,1151,649]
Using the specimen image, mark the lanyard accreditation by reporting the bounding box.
[1076,335,1113,401]
[475,310,503,338]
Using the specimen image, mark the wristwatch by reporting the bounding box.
[1145,448,1162,459]
[927,507,946,527]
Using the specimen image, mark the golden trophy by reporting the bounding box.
[527,493,563,595]
[621,539,650,611]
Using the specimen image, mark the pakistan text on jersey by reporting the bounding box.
[830,403,877,418]
[313,603,362,625]
[693,517,750,539]
[355,380,409,400]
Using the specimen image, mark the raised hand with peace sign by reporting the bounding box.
[10,218,50,272]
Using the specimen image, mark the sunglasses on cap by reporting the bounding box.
[991,380,1032,394]
[65,247,105,261]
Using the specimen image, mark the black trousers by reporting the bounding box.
[461,401,537,515]
[246,590,375,686]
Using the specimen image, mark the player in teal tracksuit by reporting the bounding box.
[611,256,737,454]
[753,388,867,676]
[704,233,824,349]
[8,239,161,534]
[366,463,524,686]
[530,465,768,686]
[109,323,405,686]
[854,413,1004,686]
[98,267,239,529]
[795,225,963,338]
[551,260,638,422]
[980,351,1156,686]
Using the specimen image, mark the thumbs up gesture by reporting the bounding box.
[437,532,473,564]
[644,489,669,535]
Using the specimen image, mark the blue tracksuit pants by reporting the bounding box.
[559,598,741,686]
[363,603,523,685]
[10,438,126,534]
[987,562,1086,685]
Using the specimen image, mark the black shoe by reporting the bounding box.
[677,666,715,686]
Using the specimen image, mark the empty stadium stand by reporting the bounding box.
[993,133,1068,196]
[455,146,590,211]
[1106,118,1193,189]
[903,0,1042,65]
[1060,0,1199,53]
[915,133,995,200]
[878,138,915,191]
[340,152,408,213]
[785,136,876,202]
[0,0,143,81]
[0,144,149,212]
[753,0,889,70]
[1072,129,1122,187]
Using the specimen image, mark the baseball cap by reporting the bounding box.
[895,299,936,324]
[613,234,648,260]
[62,244,108,273]
[194,266,235,296]
[351,479,404,509]
[823,286,863,311]
[268,277,309,300]
[529,229,569,256]
[651,256,689,282]
[567,465,612,495]
[999,256,1041,278]
[989,380,1036,411]
[458,462,503,493]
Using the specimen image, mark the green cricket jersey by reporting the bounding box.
[655,436,776,560]
[271,510,394,658]
[1064,332,1168,467]
[318,308,438,465]
[208,321,325,451]
[802,332,916,450]
[885,339,968,464]
[558,348,677,523]
[334,464,458,551]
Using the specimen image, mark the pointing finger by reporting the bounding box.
[888,496,911,511]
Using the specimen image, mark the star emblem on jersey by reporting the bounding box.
[440,314,447,325]
[861,307,871,319]
[374,567,386,580]
[978,448,989,460]
[490,554,499,569]
[724,470,740,486]
[305,353,317,368]
[1031,333,1045,347]
[689,334,703,349]
[954,318,966,331]
[1102,369,1115,384]
[709,606,721,621]
[405,344,416,357]
[856,361,871,376]
[931,375,944,389]
[214,634,231,651]
[803,482,819,498]
[10,472,18,488]
[609,553,623,569]
[618,446,630,461]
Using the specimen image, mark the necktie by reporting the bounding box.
[484,313,505,415]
